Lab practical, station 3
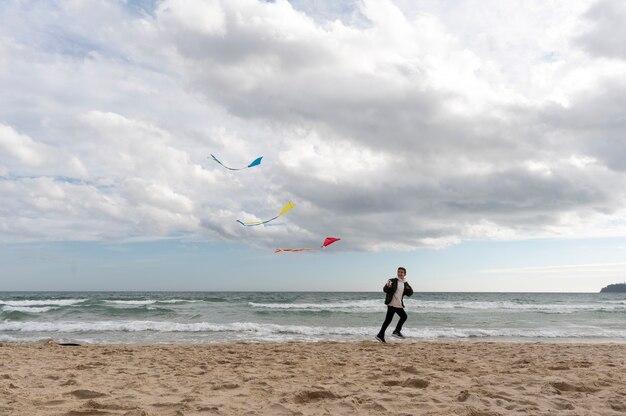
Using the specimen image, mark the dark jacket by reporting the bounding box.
[383,278,414,307]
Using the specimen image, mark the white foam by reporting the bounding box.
[249,299,383,311]
[157,299,200,304]
[2,306,58,313]
[405,300,626,312]
[404,327,626,339]
[103,300,157,306]
[249,299,626,314]
[0,334,52,343]
[0,299,86,307]
[103,299,199,306]
[0,320,373,335]
[1,320,625,340]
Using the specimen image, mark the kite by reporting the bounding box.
[209,154,263,171]
[275,237,341,253]
[237,202,296,227]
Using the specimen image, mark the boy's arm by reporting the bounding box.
[404,283,414,297]
[383,279,393,293]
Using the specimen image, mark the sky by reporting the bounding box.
[1,0,626,292]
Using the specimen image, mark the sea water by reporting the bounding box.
[1,292,625,344]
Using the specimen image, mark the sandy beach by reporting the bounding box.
[1,341,625,415]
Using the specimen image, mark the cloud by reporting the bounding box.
[1,0,626,250]
[0,124,87,177]
[577,0,626,60]
[158,0,227,36]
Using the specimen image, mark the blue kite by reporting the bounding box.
[209,154,263,171]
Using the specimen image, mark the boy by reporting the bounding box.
[376,267,413,343]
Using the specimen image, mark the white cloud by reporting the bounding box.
[0,124,48,169]
[0,124,87,177]
[157,0,227,36]
[2,0,626,251]
[577,0,626,59]
[278,131,388,184]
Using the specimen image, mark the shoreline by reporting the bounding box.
[3,337,626,346]
[2,341,625,415]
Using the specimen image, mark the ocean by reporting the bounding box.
[1,292,625,344]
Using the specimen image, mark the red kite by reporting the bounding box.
[275,237,341,253]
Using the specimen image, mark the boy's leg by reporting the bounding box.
[378,306,396,338]
[393,308,407,333]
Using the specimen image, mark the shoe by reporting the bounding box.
[375,335,386,343]
[392,331,405,339]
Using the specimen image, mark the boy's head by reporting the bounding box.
[397,267,406,278]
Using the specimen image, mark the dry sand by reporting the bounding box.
[1,341,625,415]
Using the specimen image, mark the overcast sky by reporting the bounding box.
[2,0,626,291]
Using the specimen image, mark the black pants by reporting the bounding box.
[378,306,407,337]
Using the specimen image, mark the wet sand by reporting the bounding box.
[1,341,625,415]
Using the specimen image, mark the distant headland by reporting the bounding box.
[600,283,626,293]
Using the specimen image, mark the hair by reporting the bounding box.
[397,267,406,273]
